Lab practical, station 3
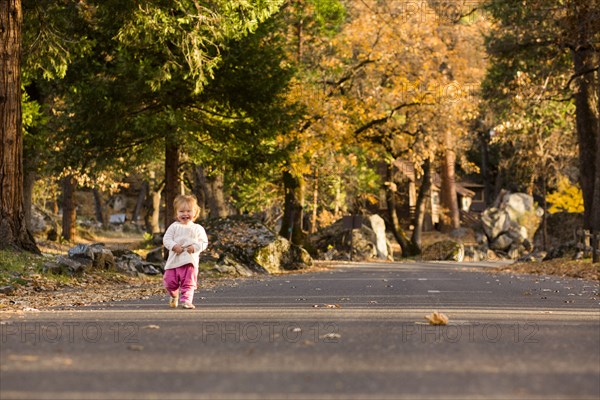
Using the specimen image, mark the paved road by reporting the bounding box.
[1,262,599,400]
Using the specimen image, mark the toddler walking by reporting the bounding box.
[163,195,208,309]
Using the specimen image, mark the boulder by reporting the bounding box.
[366,214,392,260]
[67,243,116,270]
[310,215,393,261]
[44,256,89,275]
[420,240,465,262]
[115,252,144,276]
[202,216,312,275]
[478,191,543,259]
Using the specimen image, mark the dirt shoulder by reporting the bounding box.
[496,258,600,282]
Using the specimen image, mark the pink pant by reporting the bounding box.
[163,264,198,304]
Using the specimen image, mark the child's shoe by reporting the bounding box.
[169,296,178,308]
[181,302,195,309]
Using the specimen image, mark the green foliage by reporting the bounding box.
[481,0,580,195]
[116,0,285,93]
[22,0,95,81]
[547,176,585,214]
[312,0,346,35]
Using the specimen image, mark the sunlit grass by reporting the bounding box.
[0,249,47,286]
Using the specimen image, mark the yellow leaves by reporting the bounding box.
[425,311,449,325]
[547,176,584,214]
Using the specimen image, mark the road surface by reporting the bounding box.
[1,261,599,399]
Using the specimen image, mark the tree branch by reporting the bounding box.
[354,102,424,135]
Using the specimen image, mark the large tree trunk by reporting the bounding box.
[310,167,318,234]
[440,131,461,231]
[61,175,77,241]
[196,166,228,218]
[206,171,228,218]
[573,36,598,231]
[143,172,163,234]
[192,166,207,219]
[23,167,35,230]
[592,66,600,263]
[0,0,39,253]
[131,181,147,225]
[384,163,417,257]
[144,187,162,234]
[411,158,432,252]
[279,170,306,245]
[479,129,492,206]
[164,139,179,229]
[92,188,105,225]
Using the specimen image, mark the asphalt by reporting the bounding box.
[1,261,599,400]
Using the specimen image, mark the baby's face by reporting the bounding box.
[176,205,195,224]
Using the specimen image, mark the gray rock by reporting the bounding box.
[68,244,94,267]
[203,216,312,275]
[138,262,160,275]
[311,215,393,261]
[216,254,254,276]
[421,240,465,262]
[254,237,313,273]
[368,214,389,260]
[115,253,144,276]
[491,233,513,251]
[54,256,89,275]
[479,191,543,259]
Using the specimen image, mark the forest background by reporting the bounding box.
[1,0,599,263]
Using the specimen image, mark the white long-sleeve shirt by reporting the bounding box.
[163,222,208,270]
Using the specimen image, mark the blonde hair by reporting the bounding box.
[173,195,200,220]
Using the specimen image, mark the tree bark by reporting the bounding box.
[384,163,417,256]
[192,166,207,219]
[131,181,147,224]
[61,175,77,241]
[0,0,39,253]
[279,170,306,245]
[196,165,228,218]
[310,167,318,234]
[592,66,600,263]
[92,188,105,225]
[206,171,228,218]
[23,167,35,230]
[144,188,162,234]
[572,37,598,231]
[143,173,163,234]
[164,139,179,229]
[411,158,432,252]
[440,131,461,231]
[541,176,548,251]
[479,129,492,206]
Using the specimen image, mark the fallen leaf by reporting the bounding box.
[322,333,341,339]
[425,311,449,325]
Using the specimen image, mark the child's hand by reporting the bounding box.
[172,244,184,255]
[186,246,194,254]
